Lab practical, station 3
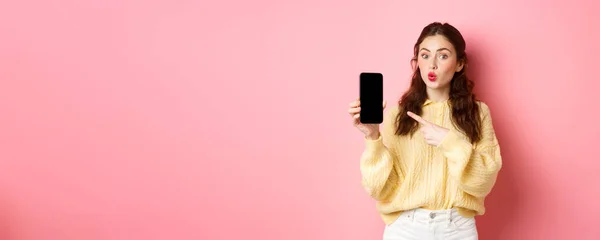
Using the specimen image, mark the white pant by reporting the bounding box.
[383,208,478,240]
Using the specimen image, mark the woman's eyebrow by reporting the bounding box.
[420,47,452,53]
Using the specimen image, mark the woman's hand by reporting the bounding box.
[348,99,386,139]
[407,111,450,146]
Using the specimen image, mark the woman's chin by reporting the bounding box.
[424,80,449,90]
[424,80,439,88]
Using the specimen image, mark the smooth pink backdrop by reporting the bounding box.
[1,0,599,239]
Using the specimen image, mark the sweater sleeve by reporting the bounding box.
[359,107,404,201]
[437,103,502,198]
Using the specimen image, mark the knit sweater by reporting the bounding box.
[360,99,502,225]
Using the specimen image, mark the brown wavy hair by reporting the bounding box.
[395,22,482,144]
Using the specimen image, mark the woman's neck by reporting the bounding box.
[426,87,450,102]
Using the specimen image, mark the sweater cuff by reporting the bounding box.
[364,134,385,153]
[437,129,473,172]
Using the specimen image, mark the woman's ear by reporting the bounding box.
[455,60,465,72]
[410,59,418,71]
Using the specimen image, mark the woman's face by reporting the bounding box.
[417,35,463,90]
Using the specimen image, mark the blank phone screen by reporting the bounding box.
[359,72,383,124]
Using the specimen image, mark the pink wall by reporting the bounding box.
[1,0,599,239]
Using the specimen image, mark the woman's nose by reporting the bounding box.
[430,59,438,69]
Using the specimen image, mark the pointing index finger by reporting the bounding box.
[407,111,430,125]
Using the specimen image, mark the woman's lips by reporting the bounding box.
[428,72,437,81]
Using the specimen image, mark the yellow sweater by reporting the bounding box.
[360,99,502,225]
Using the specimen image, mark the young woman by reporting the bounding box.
[348,22,502,240]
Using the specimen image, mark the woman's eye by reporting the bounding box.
[421,54,428,59]
[439,54,448,59]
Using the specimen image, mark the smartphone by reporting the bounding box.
[359,72,384,124]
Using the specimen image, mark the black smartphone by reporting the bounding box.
[359,72,384,124]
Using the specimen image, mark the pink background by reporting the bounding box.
[1,0,599,239]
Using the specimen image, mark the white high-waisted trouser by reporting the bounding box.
[383,208,478,240]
